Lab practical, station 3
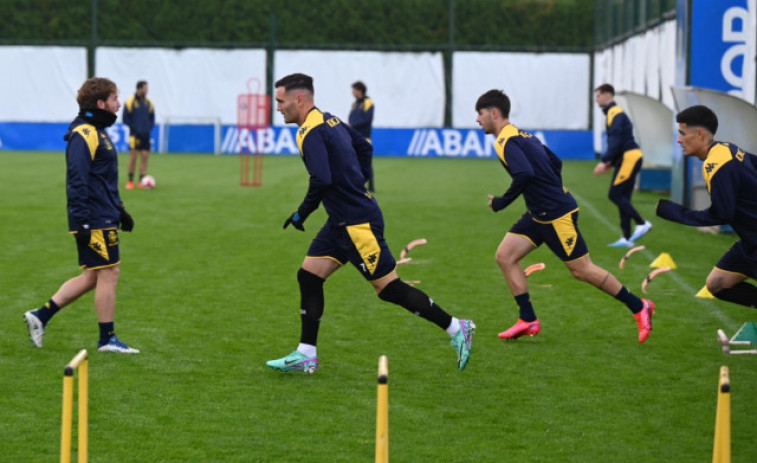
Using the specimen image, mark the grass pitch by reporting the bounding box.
[0,151,755,462]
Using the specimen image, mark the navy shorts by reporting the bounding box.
[76,228,121,270]
[715,240,757,279]
[308,220,397,281]
[129,133,151,151]
[509,210,589,262]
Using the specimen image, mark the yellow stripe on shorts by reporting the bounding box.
[613,148,643,186]
[551,212,578,257]
[88,230,110,261]
[346,223,381,275]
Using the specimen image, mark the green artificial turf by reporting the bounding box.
[0,151,754,462]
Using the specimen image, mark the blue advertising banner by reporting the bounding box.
[1,123,594,160]
[691,0,751,95]
[0,122,154,153]
[221,126,594,159]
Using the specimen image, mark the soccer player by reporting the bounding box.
[348,80,375,192]
[475,89,655,342]
[123,80,155,189]
[23,77,139,353]
[267,73,475,373]
[594,83,652,247]
[657,105,757,308]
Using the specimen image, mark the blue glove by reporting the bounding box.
[283,212,305,231]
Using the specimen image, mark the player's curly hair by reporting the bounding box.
[475,89,510,118]
[676,105,718,135]
[77,77,118,110]
[275,73,314,94]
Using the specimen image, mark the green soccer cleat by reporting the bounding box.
[266,350,319,374]
[451,319,476,371]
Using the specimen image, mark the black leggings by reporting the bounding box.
[608,161,644,239]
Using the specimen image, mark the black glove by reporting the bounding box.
[75,224,91,246]
[119,205,134,232]
[283,212,305,231]
[490,196,508,212]
[655,199,677,220]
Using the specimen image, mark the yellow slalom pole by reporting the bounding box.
[78,357,88,463]
[60,349,88,463]
[375,355,389,463]
[60,374,74,463]
[712,366,731,463]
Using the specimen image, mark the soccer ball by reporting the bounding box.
[140,175,156,189]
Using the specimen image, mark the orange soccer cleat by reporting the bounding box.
[633,299,655,343]
[498,318,541,340]
[125,180,135,190]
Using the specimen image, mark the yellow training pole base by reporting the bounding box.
[712,366,731,463]
[60,349,88,463]
[375,355,389,463]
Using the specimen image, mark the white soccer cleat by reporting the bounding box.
[608,237,635,248]
[24,310,45,347]
[629,221,653,242]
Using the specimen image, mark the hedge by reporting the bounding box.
[2,0,594,49]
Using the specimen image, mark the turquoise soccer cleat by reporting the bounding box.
[266,350,319,374]
[451,319,476,371]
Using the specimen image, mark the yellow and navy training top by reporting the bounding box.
[348,97,374,139]
[295,107,377,226]
[65,110,123,231]
[661,142,757,253]
[601,101,640,166]
[123,94,155,136]
[492,124,577,221]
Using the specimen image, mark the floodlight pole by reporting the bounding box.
[88,0,98,78]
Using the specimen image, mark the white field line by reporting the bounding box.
[571,190,738,330]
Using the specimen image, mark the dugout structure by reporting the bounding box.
[614,92,674,192]
[238,78,270,186]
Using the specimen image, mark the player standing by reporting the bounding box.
[123,80,155,189]
[266,73,475,373]
[24,77,139,353]
[657,105,757,307]
[475,89,655,342]
[593,84,652,247]
[348,80,375,192]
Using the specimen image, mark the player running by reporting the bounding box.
[593,84,652,247]
[657,105,757,307]
[475,89,655,342]
[266,73,475,373]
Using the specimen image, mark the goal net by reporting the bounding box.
[160,116,222,154]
